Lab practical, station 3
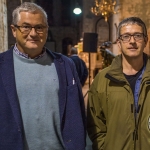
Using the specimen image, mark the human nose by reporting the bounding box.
[129,35,136,43]
[29,27,37,35]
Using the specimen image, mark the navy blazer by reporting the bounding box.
[0,47,86,150]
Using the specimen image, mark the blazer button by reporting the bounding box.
[66,140,71,143]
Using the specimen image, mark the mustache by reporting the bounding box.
[27,39,39,41]
[127,47,138,49]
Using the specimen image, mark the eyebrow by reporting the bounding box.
[20,22,45,26]
[120,32,143,35]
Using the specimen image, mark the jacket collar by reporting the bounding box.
[105,55,126,83]
[105,53,150,83]
[46,48,62,60]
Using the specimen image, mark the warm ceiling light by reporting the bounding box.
[91,0,117,21]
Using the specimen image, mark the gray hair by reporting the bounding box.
[12,2,48,25]
[70,47,78,55]
[117,17,147,38]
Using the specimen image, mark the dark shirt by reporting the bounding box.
[124,66,143,94]
[70,55,88,86]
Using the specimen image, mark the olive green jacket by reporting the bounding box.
[87,54,150,150]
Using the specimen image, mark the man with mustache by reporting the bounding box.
[0,2,86,150]
[87,17,150,149]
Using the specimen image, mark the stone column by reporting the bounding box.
[0,0,8,52]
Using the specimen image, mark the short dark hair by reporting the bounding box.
[117,17,147,38]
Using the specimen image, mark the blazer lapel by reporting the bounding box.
[54,57,67,124]
[0,49,23,131]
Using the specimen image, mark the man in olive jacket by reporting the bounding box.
[87,17,150,150]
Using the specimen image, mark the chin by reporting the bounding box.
[123,52,142,59]
[27,44,41,49]
[28,46,38,50]
[128,54,142,58]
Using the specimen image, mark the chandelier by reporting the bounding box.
[91,0,117,21]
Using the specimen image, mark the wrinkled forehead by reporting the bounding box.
[17,11,47,25]
[18,10,42,18]
[120,22,141,28]
[119,23,143,35]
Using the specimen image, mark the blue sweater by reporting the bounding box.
[13,51,64,149]
[0,47,86,150]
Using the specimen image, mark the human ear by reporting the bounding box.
[10,25,17,38]
[117,39,121,49]
[144,36,148,47]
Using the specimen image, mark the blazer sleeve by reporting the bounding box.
[68,58,86,135]
[87,79,107,150]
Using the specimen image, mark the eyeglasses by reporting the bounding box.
[119,33,145,42]
[14,25,48,34]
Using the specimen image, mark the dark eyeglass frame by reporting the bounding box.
[119,33,146,42]
[14,25,48,34]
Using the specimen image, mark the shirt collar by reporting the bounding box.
[13,44,46,59]
[71,54,78,56]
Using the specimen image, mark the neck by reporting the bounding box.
[16,45,43,59]
[122,54,144,75]
[27,51,43,59]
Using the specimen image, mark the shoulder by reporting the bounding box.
[70,55,79,61]
[90,67,111,91]
[96,67,111,78]
[0,48,13,61]
[48,50,76,68]
[46,49,70,61]
[80,58,86,65]
[0,48,13,55]
[95,67,110,80]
